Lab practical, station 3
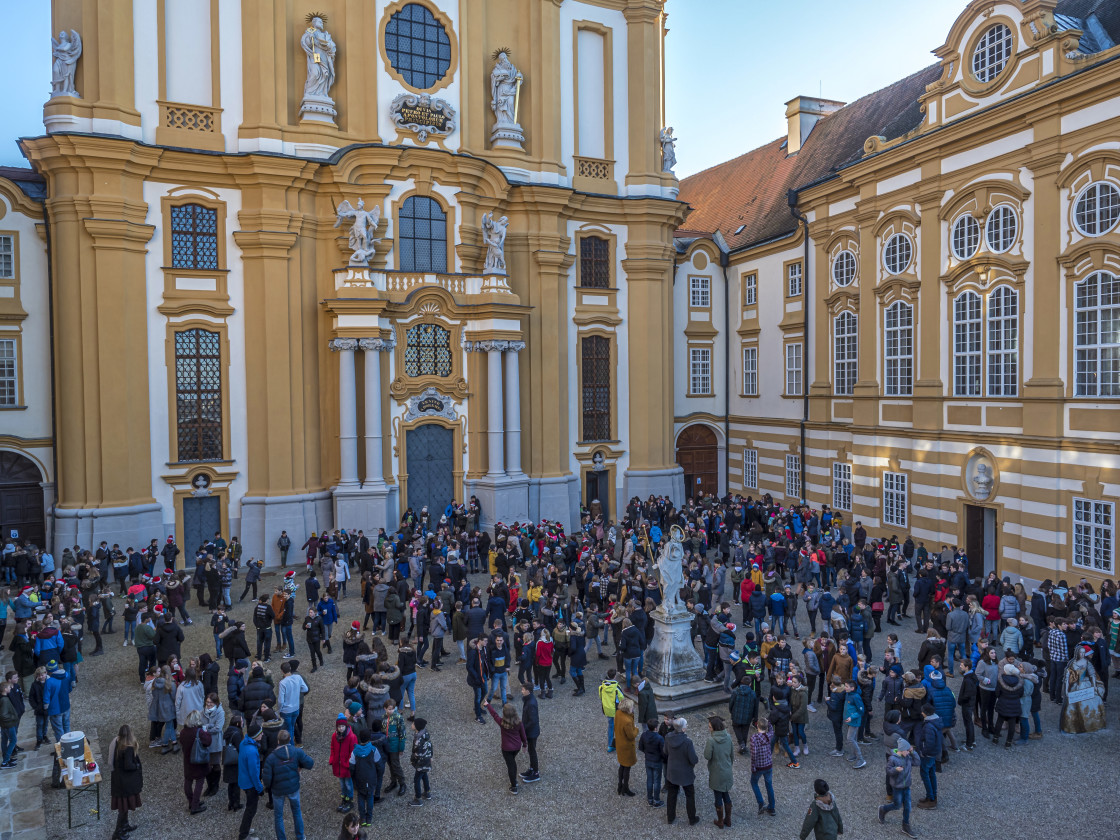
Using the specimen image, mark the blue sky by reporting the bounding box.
[1,2,965,174]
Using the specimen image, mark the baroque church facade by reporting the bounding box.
[671,0,1120,586]
[2,0,684,564]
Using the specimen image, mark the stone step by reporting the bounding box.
[622,683,733,715]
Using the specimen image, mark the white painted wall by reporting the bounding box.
[575,29,606,159]
[165,0,213,107]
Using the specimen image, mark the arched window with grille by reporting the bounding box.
[884,301,913,396]
[581,335,611,442]
[398,195,447,272]
[833,311,858,396]
[170,203,219,270]
[953,291,982,397]
[175,328,223,462]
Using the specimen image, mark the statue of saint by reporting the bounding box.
[481,212,509,274]
[1060,646,1106,733]
[660,127,677,174]
[50,30,83,99]
[334,199,381,266]
[490,52,522,129]
[654,525,687,616]
[300,15,337,122]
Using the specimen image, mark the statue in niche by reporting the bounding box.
[50,30,82,98]
[300,14,338,122]
[489,49,525,149]
[971,462,994,500]
[334,199,381,266]
[481,212,509,274]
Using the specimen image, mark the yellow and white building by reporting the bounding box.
[674,0,1120,586]
[7,0,686,563]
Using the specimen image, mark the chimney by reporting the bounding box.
[784,96,846,155]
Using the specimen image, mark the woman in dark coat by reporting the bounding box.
[178,709,213,814]
[222,713,244,812]
[109,724,143,839]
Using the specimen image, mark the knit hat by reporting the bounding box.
[1003,664,1020,676]
[347,701,363,715]
[247,722,262,738]
[896,738,911,752]
[929,669,943,681]
[413,717,427,731]
[351,620,361,629]
[337,713,347,721]
[890,663,903,676]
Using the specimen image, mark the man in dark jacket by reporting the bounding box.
[156,615,184,667]
[262,730,313,840]
[519,682,541,783]
[915,704,942,809]
[252,596,274,661]
[241,666,276,714]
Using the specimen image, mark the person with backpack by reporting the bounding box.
[348,727,382,827]
[382,699,407,797]
[262,729,314,840]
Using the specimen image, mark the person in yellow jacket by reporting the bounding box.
[598,669,624,753]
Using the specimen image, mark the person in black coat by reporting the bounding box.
[240,666,276,714]
[199,653,221,699]
[110,724,143,839]
[156,616,184,667]
[520,682,541,782]
[222,714,245,812]
[220,622,251,668]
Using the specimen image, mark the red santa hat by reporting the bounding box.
[22,585,34,593]
[167,536,175,542]
[164,568,174,576]
[285,571,296,579]
[151,576,162,585]
[153,604,165,613]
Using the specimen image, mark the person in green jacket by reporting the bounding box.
[703,716,734,828]
[800,778,844,840]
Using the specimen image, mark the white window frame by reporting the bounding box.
[884,301,913,396]
[1074,182,1120,238]
[785,454,801,502]
[832,462,852,512]
[689,347,712,395]
[785,342,803,396]
[883,471,908,529]
[985,204,1018,254]
[953,291,982,397]
[1073,498,1114,574]
[787,262,803,297]
[833,311,858,396]
[743,273,757,306]
[987,285,1018,397]
[883,233,912,275]
[832,250,856,287]
[0,235,13,280]
[742,449,758,490]
[742,345,758,396]
[0,338,17,407]
[1074,270,1120,398]
[689,276,711,308]
[951,215,980,260]
[972,23,1013,83]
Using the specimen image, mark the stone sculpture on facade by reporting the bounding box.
[490,50,525,150]
[660,126,677,173]
[334,199,381,266]
[971,463,994,500]
[50,30,82,98]
[481,212,509,275]
[300,15,338,123]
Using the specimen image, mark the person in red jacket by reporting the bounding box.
[534,631,555,699]
[329,714,358,813]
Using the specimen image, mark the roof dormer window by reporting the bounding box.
[972,23,1013,83]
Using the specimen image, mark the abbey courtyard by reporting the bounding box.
[0,1,1118,839]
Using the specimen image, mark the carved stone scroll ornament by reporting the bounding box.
[328,338,359,351]
[358,336,396,352]
[389,93,457,143]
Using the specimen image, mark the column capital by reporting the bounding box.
[506,340,526,353]
[329,338,359,351]
[358,336,396,352]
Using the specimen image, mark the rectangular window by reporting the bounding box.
[689,347,711,395]
[785,454,801,501]
[581,335,611,441]
[1073,498,1114,573]
[787,262,803,297]
[953,293,982,397]
[987,287,1018,397]
[170,203,219,270]
[0,338,17,407]
[742,346,758,395]
[0,235,13,279]
[174,328,223,461]
[833,462,852,511]
[579,236,610,288]
[785,342,803,396]
[743,273,757,306]
[689,276,711,308]
[885,302,914,396]
[743,449,758,490]
[833,312,858,396]
[883,471,908,529]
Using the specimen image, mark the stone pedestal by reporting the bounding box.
[491,123,525,150]
[464,473,530,532]
[300,93,337,125]
[624,466,685,508]
[332,484,393,536]
[645,608,706,688]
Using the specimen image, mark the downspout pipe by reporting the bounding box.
[41,195,59,552]
[788,189,809,505]
[719,243,730,499]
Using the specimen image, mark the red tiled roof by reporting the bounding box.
[677,64,942,253]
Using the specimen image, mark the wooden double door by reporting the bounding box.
[676,425,718,500]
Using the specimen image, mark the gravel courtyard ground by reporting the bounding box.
[24,574,1120,839]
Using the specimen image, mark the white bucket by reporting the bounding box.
[60,731,85,760]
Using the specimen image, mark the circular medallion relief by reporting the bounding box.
[964,450,997,501]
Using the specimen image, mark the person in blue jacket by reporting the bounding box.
[42,663,71,741]
[262,730,314,840]
[317,593,339,656]
[237,722,265,840]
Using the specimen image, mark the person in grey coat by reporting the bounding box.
[662,718,699,825]
[944,601,970,676]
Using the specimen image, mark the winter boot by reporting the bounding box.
[713,806,724,828]
[723,802,732,827]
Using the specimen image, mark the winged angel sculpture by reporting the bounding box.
[334,199,381,266]
[51,30,83,98]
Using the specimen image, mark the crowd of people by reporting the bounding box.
[0,490,1115,838]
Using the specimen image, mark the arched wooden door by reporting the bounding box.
[676,425,718,500]
[0,452,45,548]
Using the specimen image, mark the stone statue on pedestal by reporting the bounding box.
[300,15,338,123]
[654,524,687,616]
[644,525,707,692]
[481,212,509,274]
[50,30,82,99]
[334,199,381,266]
[660,127,677,174]
[489,50,525,150]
